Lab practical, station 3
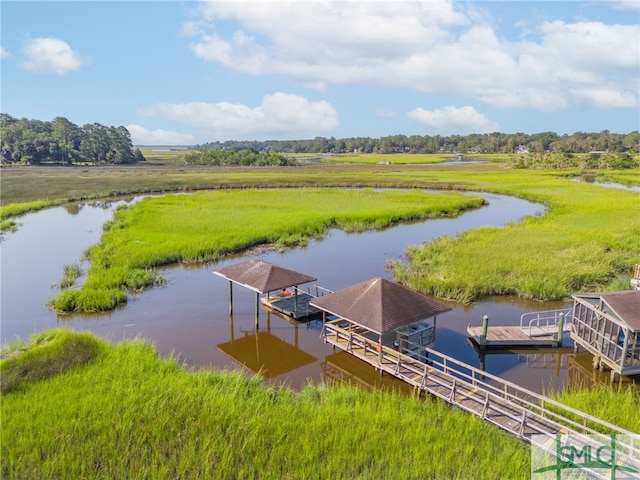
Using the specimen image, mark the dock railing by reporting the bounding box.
[322,320,639,466]
[289,285,334,318]
[521,308,573,337]
[422,346,636,444]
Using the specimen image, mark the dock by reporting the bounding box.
[321,319,640,474]
[467,308,572,349]
[261,291,323,320]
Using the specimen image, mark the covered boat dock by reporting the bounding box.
[310,277,451,363]
[213,259,318,325]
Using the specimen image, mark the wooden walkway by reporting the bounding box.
[321,320,640,476]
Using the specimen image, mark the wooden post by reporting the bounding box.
[480,315,489,347]
[254,292,260,329]
[557,312,564,347]
[293,287,298,313]
[378,333,383,375]
[228,281,233,314]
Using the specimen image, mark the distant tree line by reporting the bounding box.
[183,149,290,167]
[197,130,640,155]
[0,114,145,165]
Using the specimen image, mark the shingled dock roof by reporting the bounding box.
[572,290,640,331]
[309,277,451,335]
[212,259,317,294]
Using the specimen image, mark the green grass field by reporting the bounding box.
[390,169,640,302]
[2,329,637,479]
[0,329,531,479]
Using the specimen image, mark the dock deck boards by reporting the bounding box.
[261,293,321,319]
[467,325,568,347]
[320,320,640,475]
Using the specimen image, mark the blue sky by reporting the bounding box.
[2,1,639,145]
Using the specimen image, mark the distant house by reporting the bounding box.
[515,145,529,154]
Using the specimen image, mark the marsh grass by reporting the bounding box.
[327,153,453,164]
[0,329,103,394]
[50,188,483,313]
[59,263,81,289]
[550,384,640,434]
[0,218,17,232]
[1,330,532,479]
[390,170,640,303]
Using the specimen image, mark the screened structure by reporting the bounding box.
[570,290,640,378]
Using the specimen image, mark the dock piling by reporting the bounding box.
[480,315,489,347]
[557,312,564,346]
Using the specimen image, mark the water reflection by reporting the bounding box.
[217,312,316,378]
[574,175,640,192]
[2,191,637,393]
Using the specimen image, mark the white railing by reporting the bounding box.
[321,320,639,463]
[520,308,573,337]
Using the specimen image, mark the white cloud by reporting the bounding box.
[0,46,9,59]
[138,93,338,140]
[569,88,638,109]
[126,125,197,146]
[407,106,500,134]
[184,1,639,111]
[375,108,396,119]
[20,37,89,74]
[610,1,640,10]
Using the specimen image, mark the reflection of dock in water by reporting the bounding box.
[467,339,573,376]
[321,351,413,394]
[217,314,316,379]
[568,354,640,390]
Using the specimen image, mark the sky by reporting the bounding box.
[1,1,639,145]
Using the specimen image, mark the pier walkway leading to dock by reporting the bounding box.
[321,320,639,477]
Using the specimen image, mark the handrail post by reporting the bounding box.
[518,410,527,437]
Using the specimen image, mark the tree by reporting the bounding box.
[52,117,81,164]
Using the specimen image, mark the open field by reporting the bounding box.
[0,162,473,208]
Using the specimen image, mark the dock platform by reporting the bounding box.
[466,325,569,347]
[467,308,572,349]
[261,292,322,320]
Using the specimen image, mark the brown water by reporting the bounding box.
[1,192,629,393]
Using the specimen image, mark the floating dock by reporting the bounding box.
[467,324,571,347]
[467,308,572,349]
